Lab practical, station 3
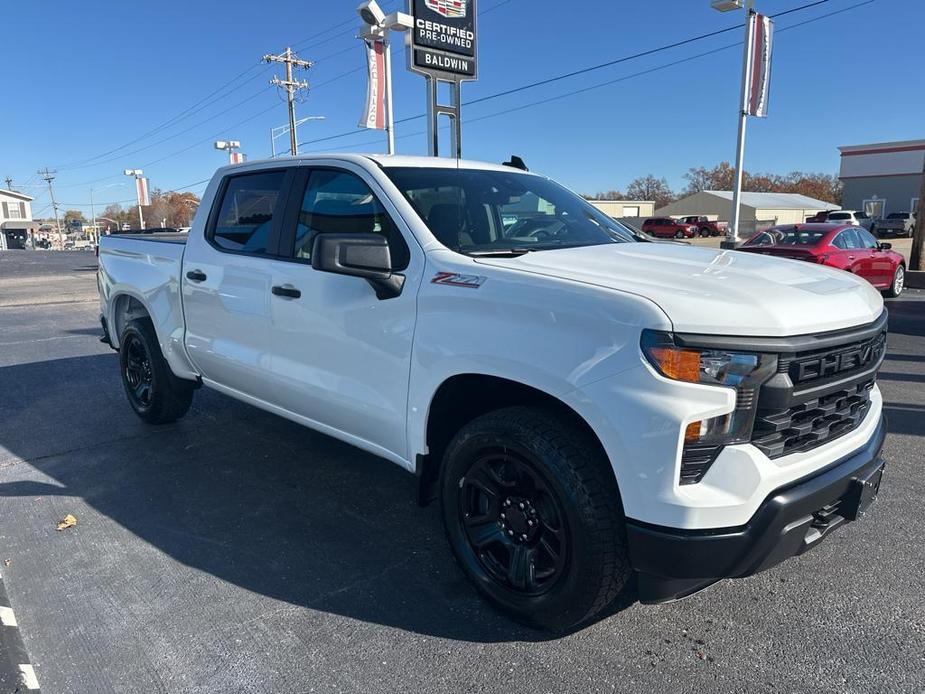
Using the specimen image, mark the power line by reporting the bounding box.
[56,85,275,175]
[303,0,871,154]
[300,0,835,149]
[55,62,268,171]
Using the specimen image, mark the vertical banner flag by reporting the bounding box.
[135,177,150,207]
[746,13,773,117]
[359,39,386,130]
[229,152,245,164]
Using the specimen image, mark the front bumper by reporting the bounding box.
[626,414,886,603]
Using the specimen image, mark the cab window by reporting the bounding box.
[292,169,410,270]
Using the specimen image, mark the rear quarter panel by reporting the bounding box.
[98,236,198,380]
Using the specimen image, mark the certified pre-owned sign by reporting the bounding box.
[408,0,477,80]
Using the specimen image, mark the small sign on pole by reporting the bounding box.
[745,13,773,118]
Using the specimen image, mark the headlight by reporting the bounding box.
[641,330,777,455]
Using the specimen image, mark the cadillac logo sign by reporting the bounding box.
[408,0,477,80]
[425,0,467,18]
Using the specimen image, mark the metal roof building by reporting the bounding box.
[655,190,839,233]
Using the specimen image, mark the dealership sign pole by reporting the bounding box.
[406,0,478,157]
[715,0,773,249]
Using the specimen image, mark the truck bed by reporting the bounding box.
[109,232,188,244]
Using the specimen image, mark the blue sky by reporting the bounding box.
[4,0,921,216]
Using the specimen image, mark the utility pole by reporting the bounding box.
[4,176,12,191]
[38,168,62,234]
[263,47,313,156]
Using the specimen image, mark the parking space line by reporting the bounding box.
[0,606,17,627]
[18,664,40,690]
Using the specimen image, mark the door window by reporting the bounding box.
[292,169,410,270]
[210,171,287,253]
[857,229,879,249]
[837,228,863,249]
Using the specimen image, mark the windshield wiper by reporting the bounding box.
[466,247,538,257]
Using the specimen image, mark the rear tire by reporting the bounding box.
[700,227,710,238]
[884,265,905,298]
[440,406,631,631]
[119,318,194,424]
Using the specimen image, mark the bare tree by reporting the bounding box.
[626,175,674,209]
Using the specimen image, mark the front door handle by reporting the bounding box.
[847,255,855,260]
[186,269,207,282]
[271,285,301,299]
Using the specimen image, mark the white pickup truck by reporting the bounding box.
[98,154,887,630]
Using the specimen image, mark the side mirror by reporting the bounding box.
[878,242,892,250]
[311,232,405,300]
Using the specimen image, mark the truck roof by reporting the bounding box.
[214,153,537,177]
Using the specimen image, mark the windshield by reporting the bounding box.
[827,212,850,220]
[382,167,635,255]
[744,227,827,246]
[887,213,909,219]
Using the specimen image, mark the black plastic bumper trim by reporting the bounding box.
[627,414,886,603]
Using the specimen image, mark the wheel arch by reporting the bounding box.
[416,373,616,506]
[110,291,154,349]
[108,290,200,382]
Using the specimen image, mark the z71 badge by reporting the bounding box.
[431,272,486,288]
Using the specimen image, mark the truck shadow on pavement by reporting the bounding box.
[0,353,633,642]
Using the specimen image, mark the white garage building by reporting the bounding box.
[656,191,839,236]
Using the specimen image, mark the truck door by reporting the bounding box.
[260,165,423,461]
[181,168,293,404]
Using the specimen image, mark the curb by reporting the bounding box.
[0,570,40,692]
[906,269,925,290]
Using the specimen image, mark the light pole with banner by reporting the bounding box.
[357,2,413,155]
[406,0,478,157]
[123,169,148,231]
[713,0,774,248]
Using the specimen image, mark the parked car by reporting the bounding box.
[872,212,916,238]
[677,215,728,237]
[738,223,905,297]
[641,216,697,239]
[813,210,873,230]
[98,155,888,630]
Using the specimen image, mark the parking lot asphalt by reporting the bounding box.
[0,250,923,694]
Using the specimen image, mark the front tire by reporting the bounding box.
[119,318,194,424]
[440,407,631,631]
[884,265,905,298]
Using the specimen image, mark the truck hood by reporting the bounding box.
[475,243,884,336]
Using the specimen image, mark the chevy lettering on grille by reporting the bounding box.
[790,333,886,384]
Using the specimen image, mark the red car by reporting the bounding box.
[738,224,906,297]
[642,217,698,239]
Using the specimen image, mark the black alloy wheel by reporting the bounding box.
[440,407,631,631]
[458,449,568,596]
[123,332,154,410]
[118,317,194,424]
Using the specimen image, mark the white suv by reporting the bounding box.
[825,210,874,230]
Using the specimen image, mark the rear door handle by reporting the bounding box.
[271,285,301,299]
[186,269,207,282]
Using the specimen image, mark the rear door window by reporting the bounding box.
[210,171,287,254]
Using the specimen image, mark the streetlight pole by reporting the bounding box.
[713,0,755,249]
[272,116,324,157]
